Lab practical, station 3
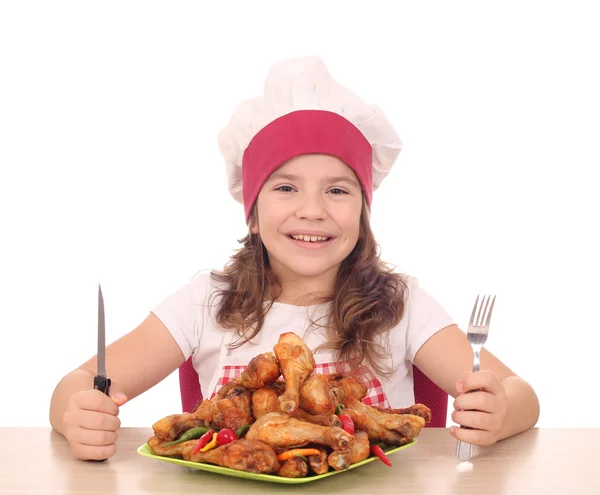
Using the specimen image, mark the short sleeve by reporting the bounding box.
[404,278,455,363]
[151,273,212,360]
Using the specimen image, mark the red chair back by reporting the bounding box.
[178,357,447,427]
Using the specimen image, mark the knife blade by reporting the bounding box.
[94,283,111,395]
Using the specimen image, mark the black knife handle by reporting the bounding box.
[94,376,111,395]
[90,376,112,463]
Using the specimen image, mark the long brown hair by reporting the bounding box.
[209,200,408,376]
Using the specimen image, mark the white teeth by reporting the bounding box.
[290,234,329,242]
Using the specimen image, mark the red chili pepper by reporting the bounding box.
[371,445,392,467]
[336,404,355,435]
[192,429,214,454]
[216,428,238,446]
[339,414,355,434]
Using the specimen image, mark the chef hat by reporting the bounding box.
[217,55,403,222]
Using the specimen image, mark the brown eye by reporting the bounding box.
[329,188,347,195]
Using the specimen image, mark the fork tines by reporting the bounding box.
[470,295,496,329]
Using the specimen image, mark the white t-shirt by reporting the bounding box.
[152,271,455,408]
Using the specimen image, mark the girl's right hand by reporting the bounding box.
[62,384,128,461]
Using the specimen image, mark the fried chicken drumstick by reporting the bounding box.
[299,373,337,415]
[278,457,309,478]
[328,430,371,471]
[273,332,315,413]
[307,448,329,475]
[151,414,206,442]
[193,383,253,431]
[152,383,253,441]
[252,384,342,427]
[343,396,426,446]
[147,434,190,457]
[182,439,281,474]
[246,412,351,451]
[237,352,281,389]
[373,403,432,424]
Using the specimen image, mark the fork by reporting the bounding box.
[455,294,496,462]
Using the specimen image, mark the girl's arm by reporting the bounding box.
[49,312,185,435]
[413,324,540,443]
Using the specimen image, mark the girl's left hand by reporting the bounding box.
[449,370,508,446]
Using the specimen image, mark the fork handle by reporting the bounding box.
[472,350,481,373]
[456,439,473,461]
[456,358,481,461]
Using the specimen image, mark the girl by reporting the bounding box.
[49,56,539,461]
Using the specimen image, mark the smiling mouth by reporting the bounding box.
[288,234,332,243]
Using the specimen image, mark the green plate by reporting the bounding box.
[137,440,416,484]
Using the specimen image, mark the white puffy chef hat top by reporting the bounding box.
[217,55,403,221]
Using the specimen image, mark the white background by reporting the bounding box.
[1,2,598,429]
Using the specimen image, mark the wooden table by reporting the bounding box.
[1,427,598,494]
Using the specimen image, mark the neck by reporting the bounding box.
[268,264,339,306]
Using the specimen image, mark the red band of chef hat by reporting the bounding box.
[241,109,373,222]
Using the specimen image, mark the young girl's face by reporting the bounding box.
[252,154,363,286]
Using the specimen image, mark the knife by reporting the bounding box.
[94,284,111,395]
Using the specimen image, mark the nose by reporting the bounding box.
[294,192,327,221]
